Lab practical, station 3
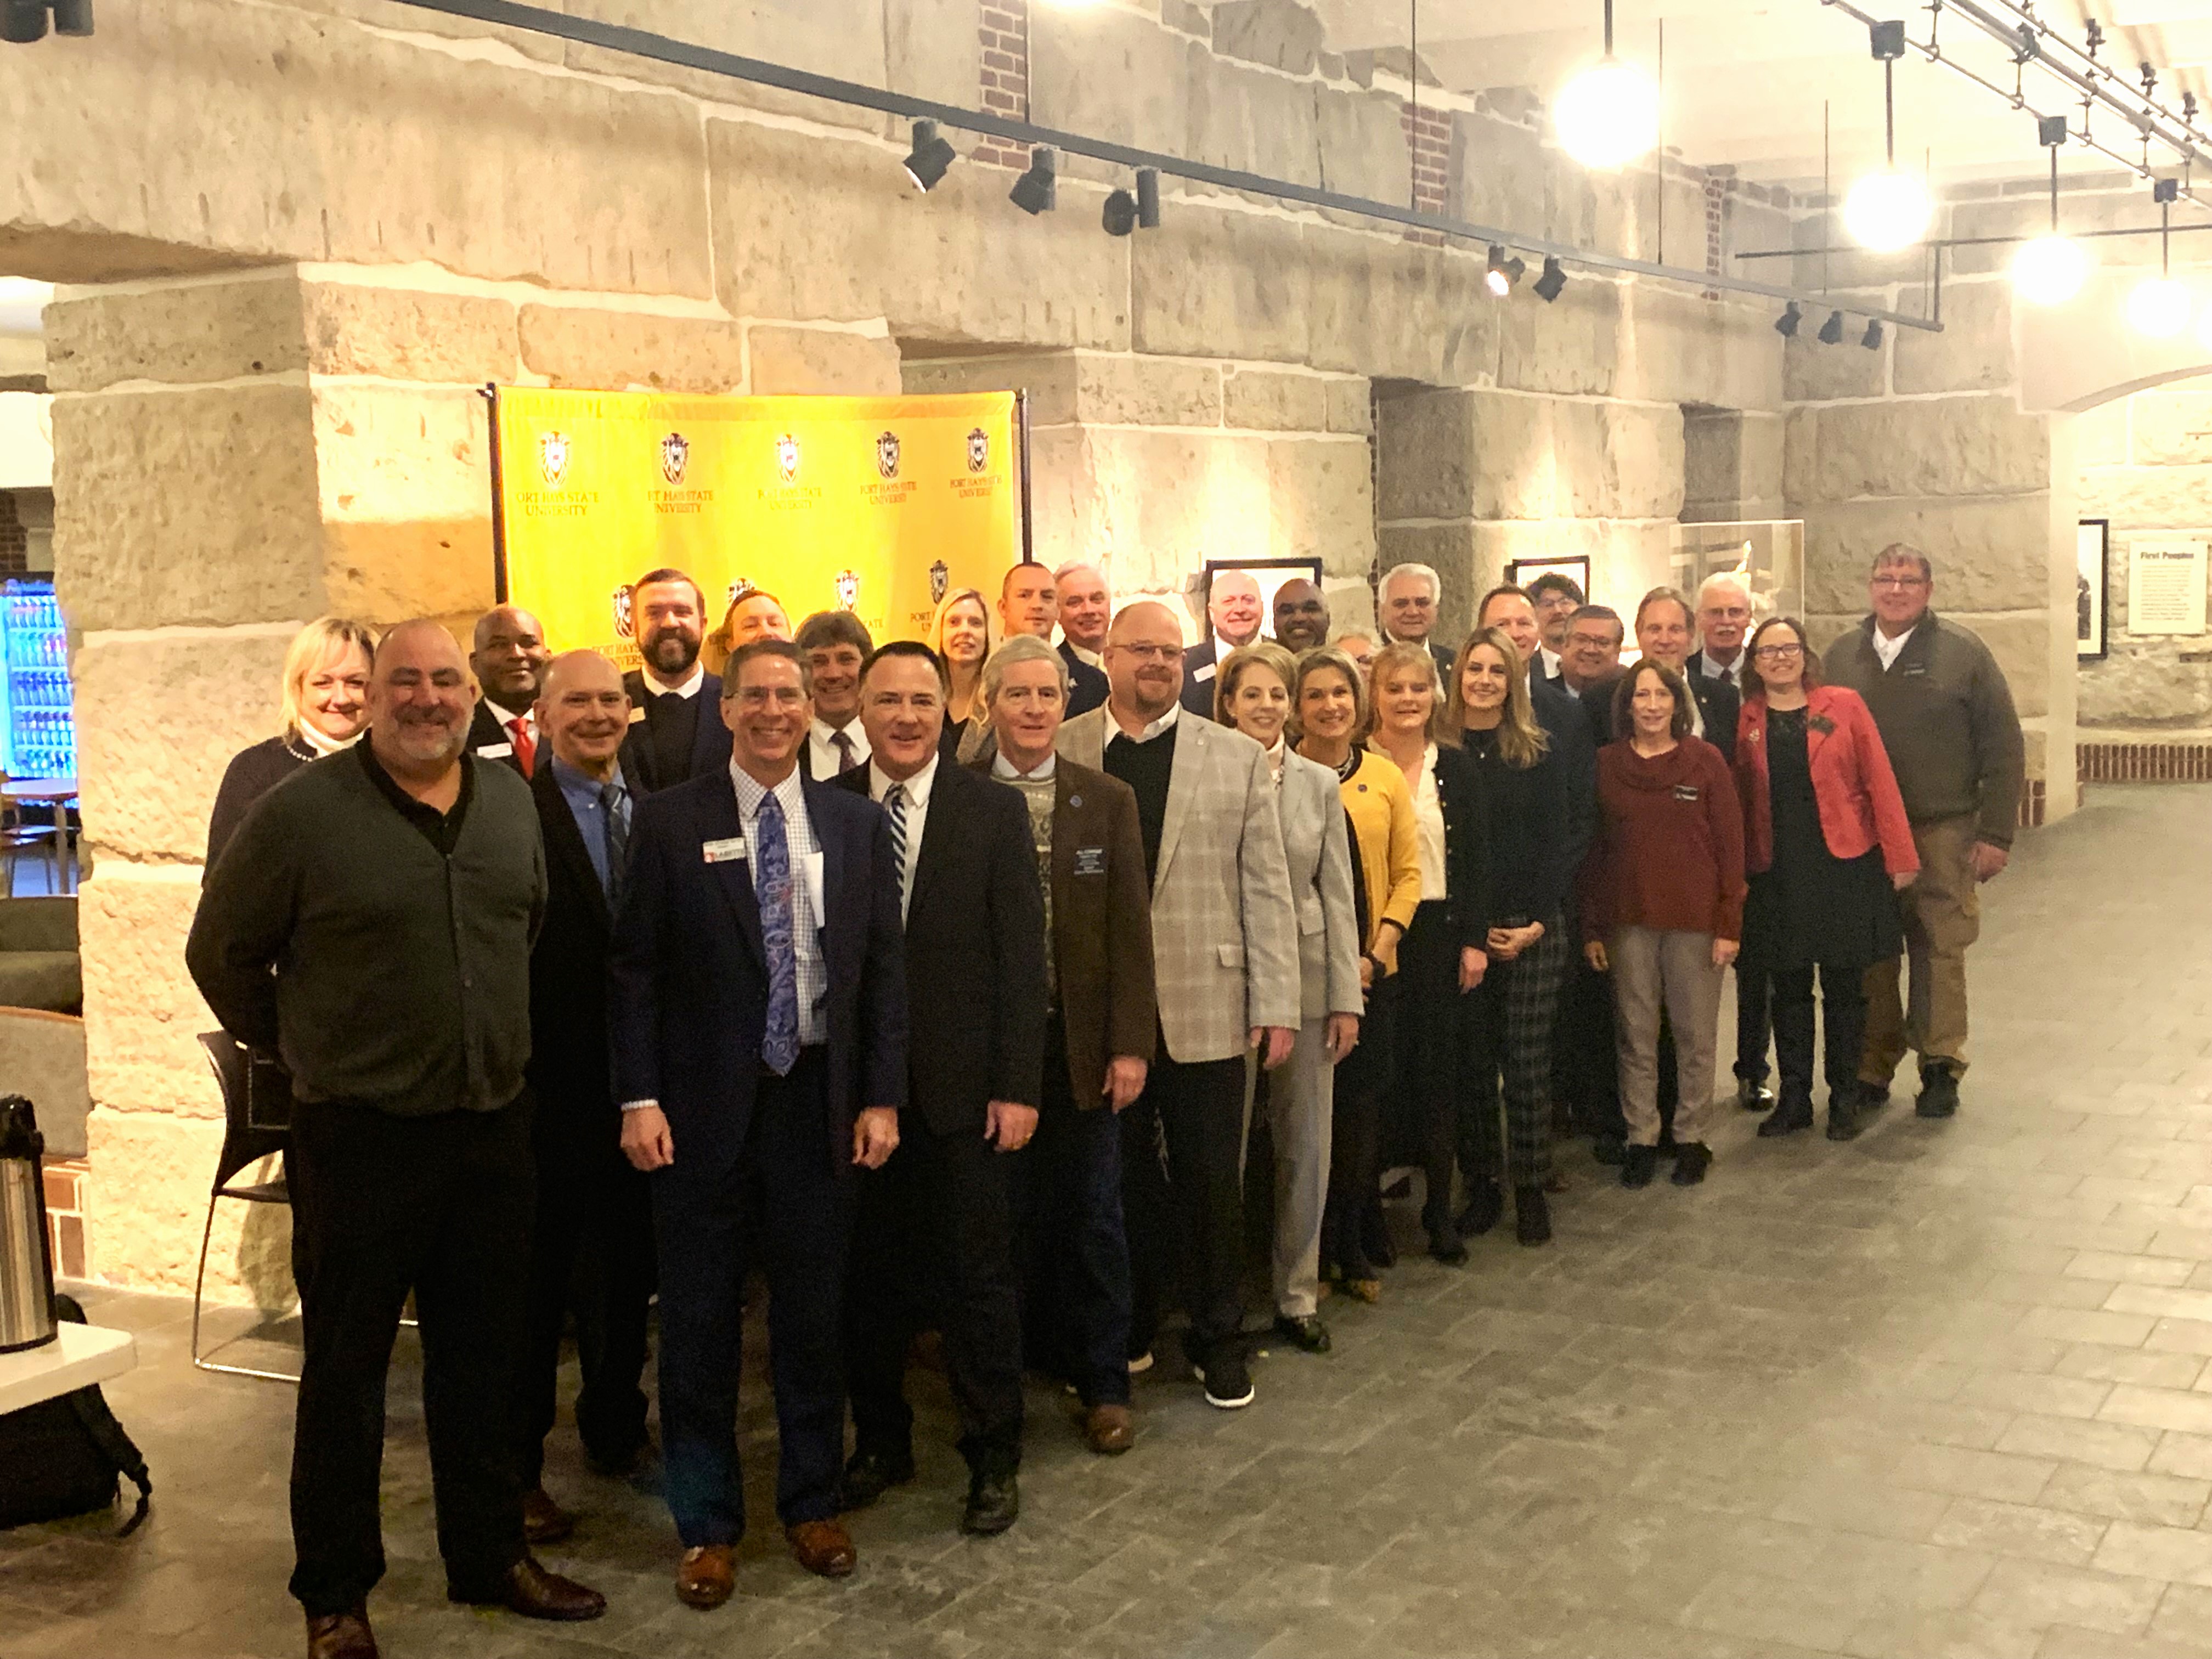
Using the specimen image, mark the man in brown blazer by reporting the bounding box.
[976,635,1156,1454]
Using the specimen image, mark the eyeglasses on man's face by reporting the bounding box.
[1871,574,1929,590]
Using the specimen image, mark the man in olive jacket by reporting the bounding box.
[1822,543,2025,1121]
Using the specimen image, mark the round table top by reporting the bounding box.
[1,777,77,801]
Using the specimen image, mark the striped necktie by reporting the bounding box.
[884,782,910,924]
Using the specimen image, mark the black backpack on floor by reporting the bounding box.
[0,1293,152,1534]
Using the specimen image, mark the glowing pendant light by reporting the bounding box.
[1555,0,1661,171]
[2011,117,2090,306]
[1843,20,1932,253]
[2130,180,2191,338]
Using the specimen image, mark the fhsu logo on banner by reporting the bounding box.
[612,584,635,639]
[775,432,800,485]
[966,428,990,473]
[660,432,689,486]
[877,431,902,481]
[929,560,951,604]
[836,569,861,611]
[538,430,570,487]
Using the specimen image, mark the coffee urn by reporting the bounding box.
[0,1094,57,1353]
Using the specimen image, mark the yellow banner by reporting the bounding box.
[492,386,1022,668]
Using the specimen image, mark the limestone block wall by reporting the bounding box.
[2076,380,2212,736]
[1782,272,2078,820]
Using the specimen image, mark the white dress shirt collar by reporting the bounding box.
[1065,641,1102,668]
[1539,645,1562,683]
[809,716,870,776]
[868,753,939,810]
[642,662,706,699]
[993,750,1056,782]
[1872,621,1918,669]
[726,760,805,826]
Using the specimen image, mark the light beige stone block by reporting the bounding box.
[75,629,294,865]
[1376,522,1484,644]
[1268,436,1373,577]
[1133,206,1310,365]
[1894,279,2016,396]
[53,383,325,630]
[87,1107,292,1302]
[1802,496,2056,616]
[1496,278,1621,399]
[746,327,903,396]
[1940,610,2052,720]
[313,384,497,625]
[518,306,747,394]
[1224,368,1328,432]
[1783,296,1888,404]
[77,865,221,1120]
[2125,390,2212,467]
[902,352,1222,429]
[1305,223,1495,385]
[2077,464,2212,527]
[1028,0,1192,162]
[1027,426,1274,597]
[1600,402,1688,521]
[1186,55,1328,190]
[1313,85,1414,204]
[303,283,518,385]
[43,276,307,393]
[1616,288,1785,412]
[1791,397,2052,503]
[1324,377,1372,435]
[902,353,1080,426]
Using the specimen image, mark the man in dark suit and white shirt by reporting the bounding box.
[1634,586,1739,763]
[834,642,1047,1536]
[619,568,731,793]
[513,650,654,1548]
[1178,568,1265,717]
[1054,560,1113,684]
[1379,561,1457,682]
[795,610,873,780]
[1526,571,1584,691]
[609,638,907,1610]
[467,603,550,776]
[1686,572,1754,693]
[1001,560,1107,716]
[1272,577,1331,653]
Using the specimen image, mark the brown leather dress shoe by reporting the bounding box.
[675,1544,736,1610]
[451,1554,606,1621]
[786,1519,857,1578]
[522,1486,576,1546]
[1083,1403,1133,1455]
[305,1604,377,1659]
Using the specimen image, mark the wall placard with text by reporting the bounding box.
[2126,537,2209,638]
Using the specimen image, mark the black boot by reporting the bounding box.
[1514,1184,1551,1246]
[1427,1226,1469,1266]
[1454,1177,1504,1239]
[1826,1085,1863,1142]
[1757,1090,1814,1138]
[1669,1143,1712,1186]
[1620,1145,1658,1189]
[1916,1062,1961,1119]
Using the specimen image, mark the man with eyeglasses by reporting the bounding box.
[1687,573,1754,692]
[1823,543,2024,1122]
[1526,571,1584,690]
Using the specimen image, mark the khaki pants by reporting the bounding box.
[1610,926,1724,1149]
[1861,814,1979,1080]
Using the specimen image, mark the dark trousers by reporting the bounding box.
[286,1094,533,1618]
[1323,973,1395,1279]
[845,1112,1026,1476]
[1735,944,1774,1085]
[1560,956,1623,1140]
[652,1049,854,1547]
[1393,902,1462,1234]
[1015,1028,1132,1409]
[515,1101,655,1486]
[1460,920,1571,1188]
[1773,963,1868,1103]
[1122,1046,1247,1362]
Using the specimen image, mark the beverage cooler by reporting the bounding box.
[1,580,74,779]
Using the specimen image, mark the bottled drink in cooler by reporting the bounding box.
[1,581,73,778]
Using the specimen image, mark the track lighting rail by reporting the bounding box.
[375,0,1942,332]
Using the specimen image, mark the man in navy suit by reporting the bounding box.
[1000,561,1107,718]
[1178,567,1265,718]
[618,568,732,793]
[609,637,907,1611]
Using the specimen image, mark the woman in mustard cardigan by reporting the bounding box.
[1734,616,1919,1142]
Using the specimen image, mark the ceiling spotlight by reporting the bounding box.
[1485,245,1513,297]
[2128,275,2191,337]
[1136,167,1160,230]
[1554,0,1660,170]
[49,0,87,31]
[1533,257,1567,302]
[1010,145,1057,216]
[1103,189,1137,236]
[1843,19,1933,252]
[1,0,47,41]
[902,120,956,193]
[2012,115,2088,305]
[1775,301,1803,337]
[1817,309,1846,346]
[1860,319,1884,349]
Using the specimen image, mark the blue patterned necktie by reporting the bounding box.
[754,791,800,1076]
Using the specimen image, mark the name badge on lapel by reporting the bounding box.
[1672,783,1701,803]
[1073,846,1108,877]
[702,837,748,864]
[628,706,647,725]
[476,741,514,759]
[1194,663,1216,682]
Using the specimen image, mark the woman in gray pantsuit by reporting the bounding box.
[1218,644,1363,1353]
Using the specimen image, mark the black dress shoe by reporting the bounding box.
[1454,1178,1504,1238]
[1826,1087,1863,1142]
[1757,1092,1814,1137]
[1591,1133,1628,1167]
[1427,1227,1469,1267]
[306,1604,377,1659]
[840,1447,916,1510]
[1514,1185,1551,1246]
[1669,1142,1712,1186]
[450,1555,605,1622]
[1272,1313,1331,1353]
[961,1470,1019,1536]
[1620,1145,1658,1189]
[1737,1080,1776,1111]
[1916,1062,1961,1119]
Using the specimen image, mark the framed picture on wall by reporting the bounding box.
[2078,519,2109,661]
[1194,556,1325,642]
[1506,555,1594,603]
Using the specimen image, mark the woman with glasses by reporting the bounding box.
[1734,617,1918,1141]
[1214,643,1361,1350]
[1293,647,1421,1305]
[1366,643,1488,1265]
[1446,630,1571,1245]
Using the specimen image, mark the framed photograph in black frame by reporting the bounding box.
[2078,519,2109,661]
[1505,555,1593,605]
[1193,556,1326,643]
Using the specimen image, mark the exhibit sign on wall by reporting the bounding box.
[2126,537,2209,638]
[489,386,1026,669]
[2077,520,2109,661]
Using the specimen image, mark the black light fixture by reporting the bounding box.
[902,120,956,193]
[1774,301,1803,337]
[1533,256,1567,302]
[1136,167,1160,230]
[1010,146,1058,215]
[1860,318,1884,349]
[1,0,48,42]
[49,0,89,32]
[1817,309,1846,345]
[1484,245,1525,297]
[1103,190,1137,236]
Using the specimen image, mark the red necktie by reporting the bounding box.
[507,716,536,778]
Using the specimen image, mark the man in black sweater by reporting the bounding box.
[188,620,603,1659]
[619,567,731,793]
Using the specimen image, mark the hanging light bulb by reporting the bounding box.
[1843,21,1932,253]
[2130,179,2190,337]
[1554,0,1660,170]
[2013,117,2089,306]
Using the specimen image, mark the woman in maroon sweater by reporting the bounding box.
[1580,660,1746,1189]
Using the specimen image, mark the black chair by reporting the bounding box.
[191,1031,300,1382]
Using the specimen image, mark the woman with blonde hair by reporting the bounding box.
[1366,641,1489,1267]
[206,616,380,866]
[928,586,998,761]
[1215,642,1361,1351]
[1446,627,1573,1246]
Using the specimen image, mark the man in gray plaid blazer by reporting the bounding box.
[1056,601,1299,1410]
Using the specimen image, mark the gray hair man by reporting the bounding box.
[1687,572,1756,692]
[1378,561,1454,682]
[1180,569,1266,718]
[1822,544,2024,1121]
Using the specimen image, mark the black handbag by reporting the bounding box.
[0,1294,151,1534]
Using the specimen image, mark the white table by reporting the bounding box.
[0,1321,134,1414]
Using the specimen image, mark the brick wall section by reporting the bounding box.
[974,0,1030,169]
[1401,100,1451,247]
[0,492,25,577]
[1703,173,1727,301]
[2077,741,2212,783]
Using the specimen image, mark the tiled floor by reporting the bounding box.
[5,782,2210,1658]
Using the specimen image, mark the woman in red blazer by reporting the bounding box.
[1734,617,1918,1142]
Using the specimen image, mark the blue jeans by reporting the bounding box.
[1017,1032,1132,1408]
